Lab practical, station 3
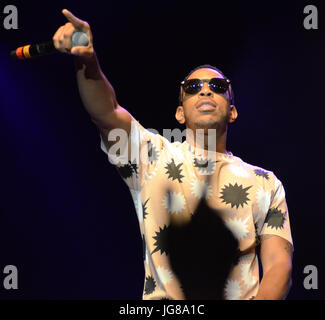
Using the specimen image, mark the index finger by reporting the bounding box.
[62,9,86,29]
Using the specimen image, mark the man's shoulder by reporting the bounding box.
[233,156,278,184]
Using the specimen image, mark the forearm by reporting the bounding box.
[53,10,125,130]
[74,52,118,127]
[254,263,292,300]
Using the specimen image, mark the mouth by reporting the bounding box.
[196,100,217,112]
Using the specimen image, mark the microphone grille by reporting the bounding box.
[71,31,89,47]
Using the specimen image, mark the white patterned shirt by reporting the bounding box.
[100,118,293,300]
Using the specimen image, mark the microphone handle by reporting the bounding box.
[10,32,89,60]
[10,41,56,60]
[33,41,55,56]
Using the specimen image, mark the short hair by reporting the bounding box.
[178,64,235,106]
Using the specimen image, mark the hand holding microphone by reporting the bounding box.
[10,9,93,59]
[53,9,93,57]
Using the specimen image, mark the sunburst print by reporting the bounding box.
[157,265,173,284]
[165,159,184,183]
[190,177,212,199]
[144,275,156,295]
[254,168,269,180]
[224,279,242,300]
[265,207,286,229]
[162,192,186,214]
[142,198,150,220]
[228,164,251,178]
[256,187,271,216]
[254,222,261,246]
[193,157,217,175]
[220,183,252,209]
[116,161,138,179]
[147,140,159,164]
[151,224,170,255]
[225,217,250,240]
[240,254,257,288]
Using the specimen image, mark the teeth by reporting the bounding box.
[200,104,213,107]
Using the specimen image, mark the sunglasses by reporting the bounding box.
[181,77,232,104]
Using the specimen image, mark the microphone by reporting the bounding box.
[10,31,89,60]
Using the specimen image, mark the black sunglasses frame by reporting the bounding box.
[181,78,233,105]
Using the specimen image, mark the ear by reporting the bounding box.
[228,105,238,123]
[175,106,185,124]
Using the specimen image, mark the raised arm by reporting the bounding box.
[52,9,132,146]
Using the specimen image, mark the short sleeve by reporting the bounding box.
[259,174,293,247]
[100,118,162,191]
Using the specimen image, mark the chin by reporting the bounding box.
[193,113,228,131]
[194,119,219,130]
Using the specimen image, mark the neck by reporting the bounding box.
[186,126,228,156]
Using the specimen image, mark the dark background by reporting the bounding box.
[0,0,324,299]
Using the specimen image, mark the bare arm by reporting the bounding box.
[52,9,132,146]
[254,235,293,300]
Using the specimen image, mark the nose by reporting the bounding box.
[199,82,213,97]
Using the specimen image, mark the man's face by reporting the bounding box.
[175,68,237,131]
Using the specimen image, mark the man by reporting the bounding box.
[53,9,293,300]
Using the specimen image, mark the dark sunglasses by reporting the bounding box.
[181,77,232,104]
